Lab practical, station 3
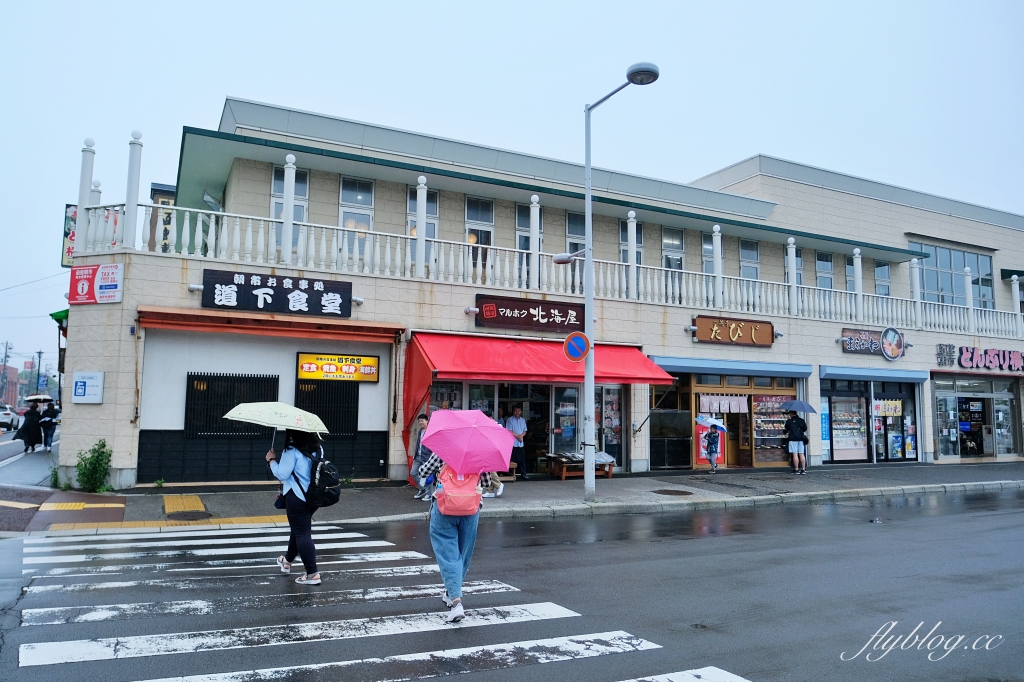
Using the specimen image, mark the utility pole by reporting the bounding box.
[0,342,10,404]
[34,350,43,395]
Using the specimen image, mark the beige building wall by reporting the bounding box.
[223,159,271,218]
[308,170,340,226]
[372,180,408,236]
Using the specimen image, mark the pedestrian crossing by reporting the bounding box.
[13,522,754,681]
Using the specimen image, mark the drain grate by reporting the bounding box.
[651,489,694,496]
[166,511,213,521]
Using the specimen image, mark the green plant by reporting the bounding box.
[75,439,112,493]
[343,475,355,489]
[49,465,60,489]
[61,481,71,491]
[154,478,165,488]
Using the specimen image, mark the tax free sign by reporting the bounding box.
[201,269,352,317]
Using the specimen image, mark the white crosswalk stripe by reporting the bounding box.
[14,524,754,681]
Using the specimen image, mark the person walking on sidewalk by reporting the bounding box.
[505,405,529,480]
[40,402,58,452]
[417,451,491,623]
[16,403,42,453]
[266,430,322,585]
[784,410,809,475]
[411,413,435,501]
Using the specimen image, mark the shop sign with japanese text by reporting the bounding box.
[297,353,379,382]
[201,270,352,318]
[840,327,905,361]
[63,204,77,267]
[692,315,774,347]
[69,263,123,304]
[473,294,584,332]
[954,345,1024,372]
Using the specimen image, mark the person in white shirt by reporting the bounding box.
[505,404,529,480]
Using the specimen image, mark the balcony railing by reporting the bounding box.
[74,202,1024,341]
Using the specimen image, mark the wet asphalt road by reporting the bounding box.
[1,490,1021,682]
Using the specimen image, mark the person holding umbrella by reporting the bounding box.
[779,399,816,475]
[40,401,59,452]
[416,409,515,623]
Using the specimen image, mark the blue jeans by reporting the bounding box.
[429,502,479,600]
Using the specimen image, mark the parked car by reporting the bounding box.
[0,404,17,431]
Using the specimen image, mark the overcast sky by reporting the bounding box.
[1,0,1021,373]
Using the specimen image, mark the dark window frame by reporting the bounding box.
[185,373,279,439]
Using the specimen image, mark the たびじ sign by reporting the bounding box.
[692,316,774,347]
[297,353,379,382]
[840,327,905,361]
[68,263,124,304]
[202,270,352,317]
[473,294,585,332]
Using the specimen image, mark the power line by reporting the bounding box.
[0,272,69,293]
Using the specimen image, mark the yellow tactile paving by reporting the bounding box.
[38,502,126,511]
[163,494,206,514]
[47,514,287,530]
[0,500,40,510]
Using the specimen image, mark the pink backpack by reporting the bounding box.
[434,464,482,516]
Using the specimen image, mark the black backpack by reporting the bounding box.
[293,447,342,508]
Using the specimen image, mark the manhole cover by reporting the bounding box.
[651,489,694,496]
[166,511,213,521]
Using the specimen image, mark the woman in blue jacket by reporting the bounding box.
[266,430,322,585]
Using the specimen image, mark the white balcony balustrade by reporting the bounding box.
[72,201,1024,341]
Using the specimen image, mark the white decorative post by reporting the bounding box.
[89,180,102,206]
[853,248,864,322]
[76,138,96,255]
[910,258,923,329]
[787,237,798,315]
[529,195,540,290]
[280,154,297,265]
[712,225,723,308]
[627,211,638,299]
[123,131,143,248]
[964,267,976,334]
[413,176,428,278]
[1011,275,1023,338]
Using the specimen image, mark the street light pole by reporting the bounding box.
[581,62,659,502]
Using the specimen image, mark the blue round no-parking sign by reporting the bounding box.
[563,331,591,363]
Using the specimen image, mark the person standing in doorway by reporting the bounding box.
[784,410,808,474]
[411,413,435,501]
[40,402,58,452]
[416,451,491,623]
[266,430,322,585]
[505,404,529,480]
[495,406,506,428]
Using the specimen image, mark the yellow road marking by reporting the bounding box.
[38,502,126,511]
[0,500,40,510]
[163,494,206,514]
[47,514,287,531]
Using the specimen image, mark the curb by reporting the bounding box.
[12,480,1023,535]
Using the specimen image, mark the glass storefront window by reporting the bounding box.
[956,378,992,393]
[430,382,463,411]
[696,375,721,385]
[726,376,750,387]
[597,387,624,466]
[933,377,955,391]
[552,387,578,454]
[776,377,794,388]
[468,384,495,415]
[753,377,773,387]
[831,397,868,461]
[993,380,1014,394]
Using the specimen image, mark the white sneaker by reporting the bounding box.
[445,600,464,623]
[482,491,496,498]
[495,482,504,497]
[441,589,453,607]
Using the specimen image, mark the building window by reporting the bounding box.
[846,256,856,292]
[776,377,794,388]
[725,376,750,387]
[619,220,644,265]
[786,247,804,285]
[271,166,309,222]
[739,240,759,280]
[465,197,494,246]
[816,252,834,289]
[753,376,773,387]
[696,374,722,386]
[515,203,543,251]
[406,186,439,240]
[908,242,993,308]
[701,233,715,274]
[185,373,279,439]
[566,211,586,255]
[295,380,358,438]
[875,261,891,296]
[661,227,684,270]
[340,178,374,232]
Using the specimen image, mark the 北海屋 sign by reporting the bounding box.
[201,270,352,318]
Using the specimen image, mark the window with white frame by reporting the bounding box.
[619,220,644,265]
[846,256,856,292]
[339,177,374,258]
[739,240,759,280]
[701,233,715,274]
[816,252,834,289]
[271,166,309,223]
[566,211,586,255]
[908,241,994,308]
[874,261,891,296]
[785,248,803,285]
[465,197,493,247]
[661,227,684,270]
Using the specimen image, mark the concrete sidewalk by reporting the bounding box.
[3,461,1020,535]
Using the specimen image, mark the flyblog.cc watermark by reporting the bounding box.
[841,621,1004,662]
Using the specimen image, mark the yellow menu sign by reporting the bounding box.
[297,353,380,382]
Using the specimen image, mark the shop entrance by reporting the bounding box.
[934,377,1019,458]
[724,411,753,467]
[821,380,918,463]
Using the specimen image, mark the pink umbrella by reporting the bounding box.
[421,409,516,475]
